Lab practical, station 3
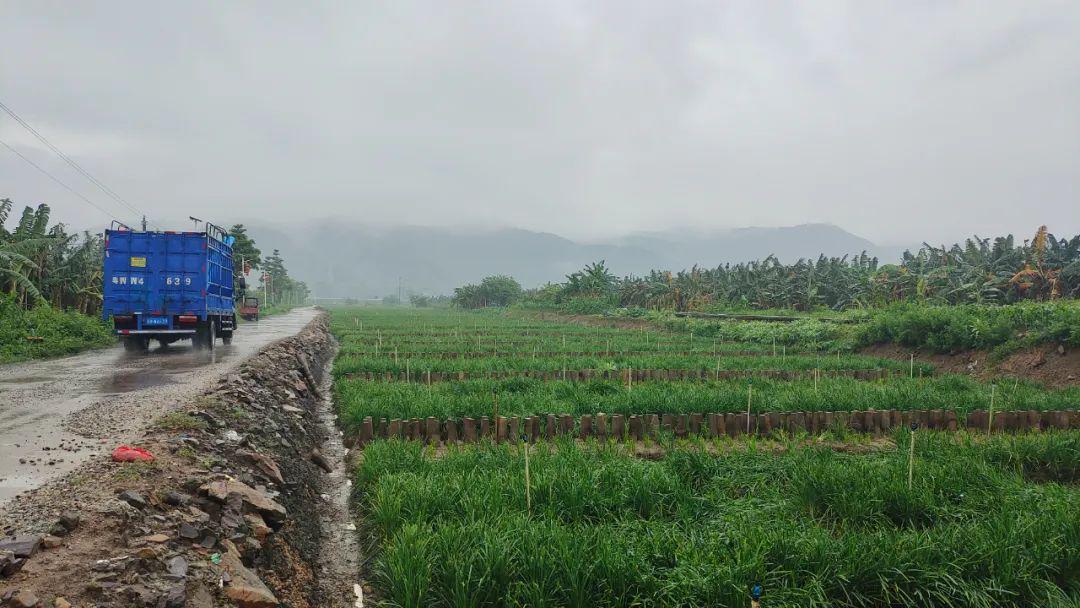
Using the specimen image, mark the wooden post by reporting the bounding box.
[560,415,574,436]
[611,414,625,440]
[359,417,373,446]
[987,385,996,436]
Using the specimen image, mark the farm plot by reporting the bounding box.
[331,307,1079,607]
[333,308,926,380]
[358,436,1079,607]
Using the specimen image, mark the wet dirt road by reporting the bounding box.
[0,307,320,504]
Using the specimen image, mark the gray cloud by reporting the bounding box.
[1,1,1077,245]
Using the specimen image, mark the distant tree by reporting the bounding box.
[409,293,431,307]
[452,275,522,308]
[383,294,402,306]
[479,275,522,306]
[561,260,616,299]
[229,224,261,294]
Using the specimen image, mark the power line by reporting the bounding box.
[0,136,122,223]
[0,99,158,229]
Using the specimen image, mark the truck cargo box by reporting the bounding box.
[102,223,236,350]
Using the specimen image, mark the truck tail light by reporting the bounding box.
[178,315,197,324]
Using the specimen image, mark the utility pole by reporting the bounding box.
[141,215,147,231]
[398,276,403,303]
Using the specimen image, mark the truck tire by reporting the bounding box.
[221,331,233,345]
[195,321,216,351]
[123,337,149,352]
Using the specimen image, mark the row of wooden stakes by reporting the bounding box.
[351,408,1078,446]
[343,368,893,383]
[348,349,816,359]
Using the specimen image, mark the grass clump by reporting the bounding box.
[154,412,208,432]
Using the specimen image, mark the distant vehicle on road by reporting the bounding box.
[102,222,237,351]
[239,296,261,321]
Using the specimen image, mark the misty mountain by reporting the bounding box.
[243,221,909,299]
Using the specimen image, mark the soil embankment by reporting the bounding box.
[1,313,357,608]
[862,343,1080,389]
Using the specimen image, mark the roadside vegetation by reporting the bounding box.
[0,293,113,363]
[330,306,1079,606]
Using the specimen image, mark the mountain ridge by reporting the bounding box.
[239,220,910,299]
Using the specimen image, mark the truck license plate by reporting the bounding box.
[143,316,169,326]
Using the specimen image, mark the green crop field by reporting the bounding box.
[331,307,1079,607]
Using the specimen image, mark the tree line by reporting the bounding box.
[453,227,1080,311]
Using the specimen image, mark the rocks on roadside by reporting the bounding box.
[1,550,26,577]
[200,479,286,521]
[308,448,333,473]
[6,589,39,608]
[117,489,147,509]
[0,535,42,559]
[220,542,278,608]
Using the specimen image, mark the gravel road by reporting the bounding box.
[0,307,320,504]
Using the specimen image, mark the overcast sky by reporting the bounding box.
[1,1,1077,245]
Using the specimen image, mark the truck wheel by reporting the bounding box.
[221,331,233,345]
[195,321,216,351]
[123,338,148,352]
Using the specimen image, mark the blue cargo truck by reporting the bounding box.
[102,222,237,352]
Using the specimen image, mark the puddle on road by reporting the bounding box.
[101,344,243,393]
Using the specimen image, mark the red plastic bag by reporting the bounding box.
[112,445,155,463]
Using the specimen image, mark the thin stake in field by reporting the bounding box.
[746,382,753,434]
[987,384,996,436]
[908,423,918,490]
[909,353,914,379]
[523,437,531,516]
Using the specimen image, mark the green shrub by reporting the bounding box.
[0,295,114,362]
[857,301,1080,353]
